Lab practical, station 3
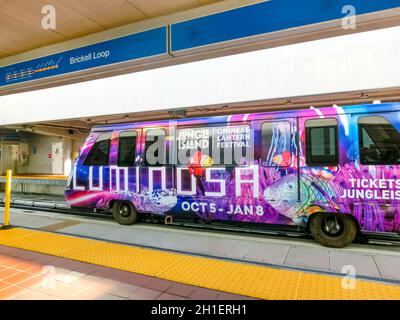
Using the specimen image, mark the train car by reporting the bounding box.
[65,102,400,247]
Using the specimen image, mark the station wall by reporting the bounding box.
[0,133,85,176]
[26,135,66,175]
[0,133,87,195]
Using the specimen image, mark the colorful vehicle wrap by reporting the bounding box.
[65,102,400,234]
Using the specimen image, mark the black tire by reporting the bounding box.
[309,212,358,248]
[112,201,139,225]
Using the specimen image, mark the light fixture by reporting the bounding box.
[168,109,187,118]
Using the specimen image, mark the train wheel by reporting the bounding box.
[112,201,139,225]
[309,212,358,248]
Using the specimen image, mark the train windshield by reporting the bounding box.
[359,116,400,165]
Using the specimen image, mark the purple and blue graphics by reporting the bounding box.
[65,103,400,233]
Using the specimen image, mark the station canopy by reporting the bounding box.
[1,0,399,95]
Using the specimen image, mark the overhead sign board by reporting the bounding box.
[0,27,168,87]
[170,0,400,53]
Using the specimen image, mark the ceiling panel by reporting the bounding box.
[0,1,66,44]
[39,0,105,38]
[0,10,67,57]
[0,29,40,56]
[57,0,148,28]
[0,50,9,58]
[127,0,200,17]
[197,0,221,5]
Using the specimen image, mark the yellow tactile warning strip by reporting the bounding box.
[67,242,186,276]
[0,227,399,300]
[0,228,37,243]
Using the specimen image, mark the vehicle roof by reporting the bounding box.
[91,102,400,132]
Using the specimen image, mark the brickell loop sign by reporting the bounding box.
[0,27,168,87]
[1,0,399,89]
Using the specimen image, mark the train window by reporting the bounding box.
[83,133,111,166]
[305,119,338,166]
[144,129,168,166]
[118,131,137,167]
[176,125,252,166]
[358,116,400,165]
[261,121,291,167]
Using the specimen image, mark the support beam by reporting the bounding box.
[7,125,87,140]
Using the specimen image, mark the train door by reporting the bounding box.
[298,116,342,224]
[106,129,142,223]
[109,129,142,194]
[174,122,256,221]
[173,120,300,225]
[138,127,176,215]
[254,118,300,225]
[349,112,400,233]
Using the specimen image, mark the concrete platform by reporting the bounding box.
[0,176,67,196]
[0,224,399,300]
[0,192,68,209]
[1,207,400,286]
